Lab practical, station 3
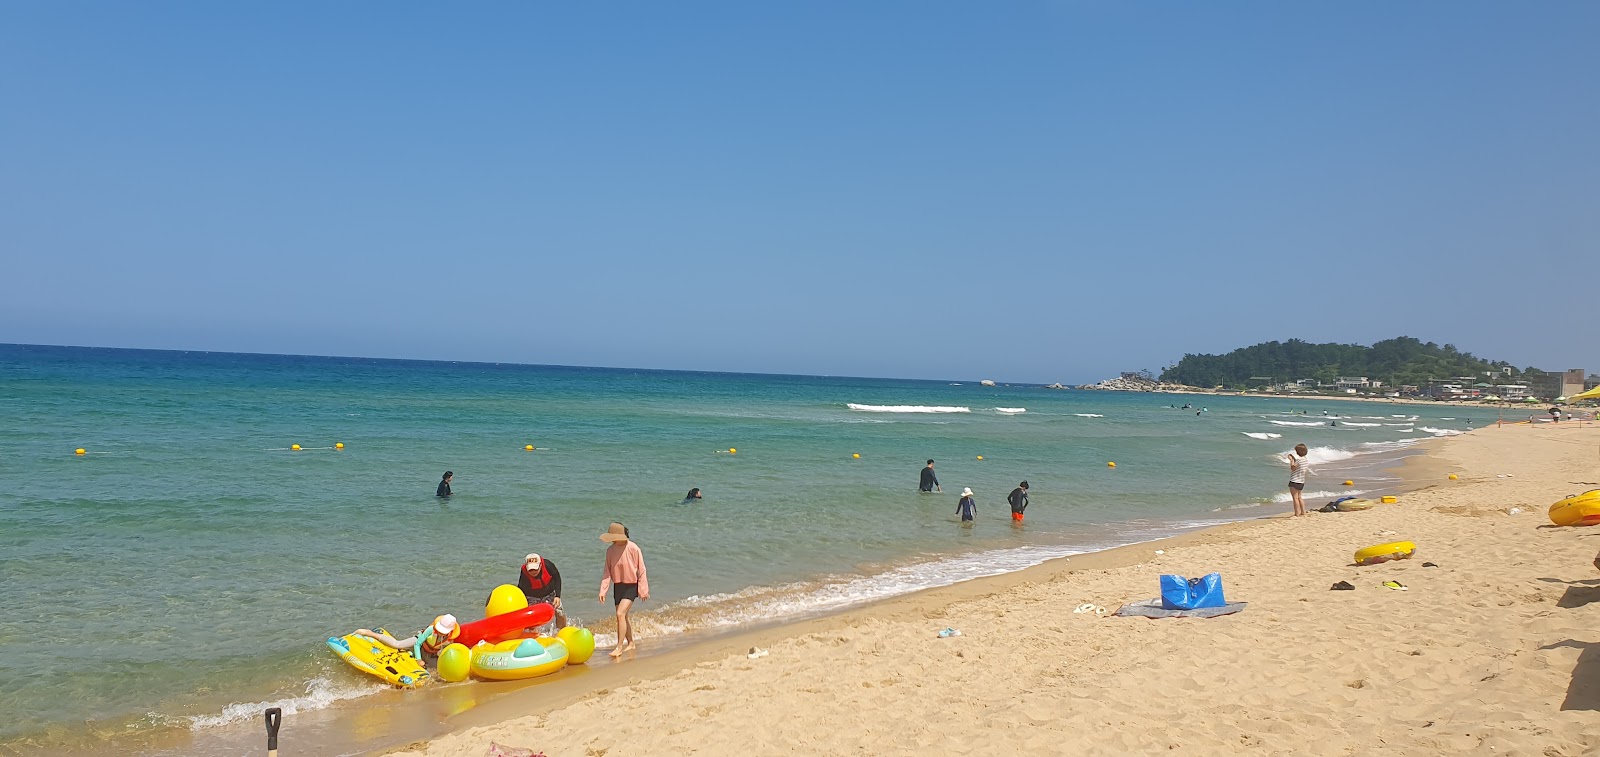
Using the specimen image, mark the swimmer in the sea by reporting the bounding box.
[684,487,702,502]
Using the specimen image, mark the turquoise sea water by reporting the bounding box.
[0,344,1509,751]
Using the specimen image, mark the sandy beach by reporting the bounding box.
[383,421,1600,756]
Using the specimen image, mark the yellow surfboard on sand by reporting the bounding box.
[326,631,429,688]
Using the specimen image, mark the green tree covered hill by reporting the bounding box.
[1159,337,1518,389]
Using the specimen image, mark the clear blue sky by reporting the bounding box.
[3,3,1595,382]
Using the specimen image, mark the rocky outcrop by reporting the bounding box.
[1076,375,1193,392]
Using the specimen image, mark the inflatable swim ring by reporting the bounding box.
[1549,490,1600,527]
[1354,541,1416,566]
[456,603,556,648]
[469,636,570,681]
[327,631,429,688]
[1329,496,1376,512]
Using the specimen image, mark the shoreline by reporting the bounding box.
[380,422,1600,756]
[1079,385,1596,413]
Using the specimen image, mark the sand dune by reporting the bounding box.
[389,422,1600,756]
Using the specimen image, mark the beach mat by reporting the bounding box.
[1114,597,1247,619]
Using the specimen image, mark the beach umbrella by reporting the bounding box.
[1568,385,1600,402]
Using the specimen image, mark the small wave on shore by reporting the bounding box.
[1419,426,1465,436]
[994,407,1027,414]
[1269,420,1326,427]
[847,404,970,413]
[1074,413,1105,418]
[186,674,381,731]
[1271,489,1364,503]
[1274,446,1358,466]
[1339,421,1382,427]
[1242,432,1283,440]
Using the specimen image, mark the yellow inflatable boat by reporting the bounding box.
[469,636,570,681]
[1549,490,1600,527]
[1354,541,1416,566]
[327,631,429,688]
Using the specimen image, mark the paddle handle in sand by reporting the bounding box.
[265,707,282,756]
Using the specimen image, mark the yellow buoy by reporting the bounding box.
[556,626,597,665]
[1108,462,1116,468]
[291,444,301,451]
[75,448,86,455]
[525,444,535,451]
[1343,480,1354,486]
[335,442,344,450]
[436,643,471,682]
[485,584,529,618]
[976,455,984,460]
[728,448,737,455]
[852,453,860,459]
[1447,474,1458,480]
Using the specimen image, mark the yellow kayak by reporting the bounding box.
[1354,541,1416,566]
[1549,490,1600,527]
[327,631,429,688]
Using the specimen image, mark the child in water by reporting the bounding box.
[956,487,977,522]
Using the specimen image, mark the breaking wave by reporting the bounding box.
[847,404,970,413]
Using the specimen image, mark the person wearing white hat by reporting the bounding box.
[956,487,977,523]
[355,613,461,663]
[515,553,568,628]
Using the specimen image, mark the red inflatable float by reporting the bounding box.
[455,603,555,647]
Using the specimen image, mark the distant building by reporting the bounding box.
[1524,368,1587,400]
[1335,376,1370,389]
[1495,384,1529,401]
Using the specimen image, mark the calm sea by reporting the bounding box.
[0,344,1506,752]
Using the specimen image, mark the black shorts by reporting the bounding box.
[1288,482,1305,491]
[612,582,640,606]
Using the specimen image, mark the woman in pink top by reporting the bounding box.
[597,521,649,658]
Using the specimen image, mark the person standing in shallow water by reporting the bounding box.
[1007,481,1030,523]
[598,522,648,659]
[956,487,977,523]
[436,471,453,497]
[919,459,942,493]
[1286,444,1310,517]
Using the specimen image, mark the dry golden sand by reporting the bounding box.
[389,423,1600,756]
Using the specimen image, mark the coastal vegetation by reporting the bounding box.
[1158,337,1520,390]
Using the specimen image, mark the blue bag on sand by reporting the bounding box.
[1160,573,1226,610]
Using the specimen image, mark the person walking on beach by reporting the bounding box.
[598,522,648,659]
[1286,444,1311,517]
[956,487,977,522]
[1007,481,1030,523]
[436,471,453,498]
[920,460,942,493]
[516,553,568,628]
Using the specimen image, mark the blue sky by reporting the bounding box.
[3,3,1595,382]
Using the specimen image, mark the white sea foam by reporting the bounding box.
[1419,426,1465,436]
[1383,423,1414,427]
[1272,489,1365,503]
[1074,413,1105,418]
[1242,432,1283,440]
[994,407,1027,414]
[1439,417,1456,420]
[187,675,381,730]
[1340,421,1382,427]
[1275,445,1358,466]
[1359,439,1422,453]
[847,404,970,413]
[1269,420,1326,427]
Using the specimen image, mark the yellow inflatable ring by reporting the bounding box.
[1354,541,1416,566]
[1549,490,1600,527]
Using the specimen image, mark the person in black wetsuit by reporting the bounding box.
[685,487,702,502]
[516,553,567,628]
[919,459,942,493]
[1007,481,1030,523]
[436,471,453,497]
